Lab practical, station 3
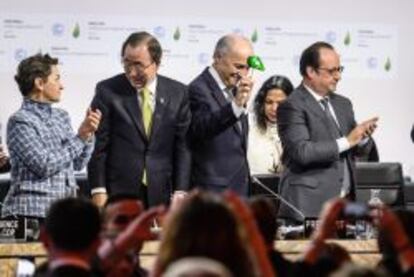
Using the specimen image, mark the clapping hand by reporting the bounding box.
[78,108,102,141]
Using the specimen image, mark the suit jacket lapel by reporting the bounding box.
[121,76,148,142]
[301,85,343,139]
[299,85,326,120]
[203,69,244,136]
[300,85,343,138]
[329,95,346,136]
[203,69,230,108]
[150,76,169,138]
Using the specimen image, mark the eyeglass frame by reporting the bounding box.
[316,65,344,75]
[122,58,154,72]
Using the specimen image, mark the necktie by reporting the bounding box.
[141,87,153,186]
[320,98,351,196]
[141,87,153,136]
[224,87,235,101]
[320,98,341,138]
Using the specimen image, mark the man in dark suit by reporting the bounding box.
[189,34,254,195]
[277,42,378,222]
[88,32,191,207]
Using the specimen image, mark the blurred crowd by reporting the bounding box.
[28,191,414,277]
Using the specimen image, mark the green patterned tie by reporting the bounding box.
[141,87,153,136]
[141,87,153,185]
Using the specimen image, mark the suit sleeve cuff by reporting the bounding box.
[91,187,107,195]
[337,137,351,153]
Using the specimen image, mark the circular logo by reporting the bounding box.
[198,52,209,65]
[153,26,166,39]
[52,23,65,37]
[367,57,378,69]
[325,31,337,44]
[232,28,244,35]
[14,48,28,62]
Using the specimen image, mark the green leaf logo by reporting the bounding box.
[72,23,80,38]
[251,28,258,43]
[344,31,351,46]
[173,27,180,41]
[384,57,391,71]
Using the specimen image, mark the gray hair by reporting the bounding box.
[213,34,250,58]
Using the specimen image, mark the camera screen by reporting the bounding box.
[343,203,370,219]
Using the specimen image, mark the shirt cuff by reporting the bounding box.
[231,101,247,118]
[337,137,351,153]
[77,134,95,145]
[173,190,188,196]
[359,137,369,146]
[91,187,107,195]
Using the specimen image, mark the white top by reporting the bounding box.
[247,115,283,175]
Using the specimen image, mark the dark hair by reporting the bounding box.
[315,242,352,276]
[45,197,101,251]
[14,53,58,97]
[299,41,334,77]
[253,75,293,131]
[249,196,279,246]
[157,192,255,276]
[332,264,388,277]
[121,31,162,65]
[377,209,414,275]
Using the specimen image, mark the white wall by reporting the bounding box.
[1,0,413,177]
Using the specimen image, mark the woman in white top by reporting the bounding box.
[248,75,294,174]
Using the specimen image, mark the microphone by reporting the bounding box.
[251,176,305,220]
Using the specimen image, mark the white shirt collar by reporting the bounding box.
[49,257,91,271]
[139,76,158,95]
[303,83,326,103]
[208,66,227,91]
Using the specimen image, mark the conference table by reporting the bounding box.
[0,239,381,276]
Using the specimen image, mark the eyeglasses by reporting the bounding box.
[123,59,154,72]
[317,66,344,75]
